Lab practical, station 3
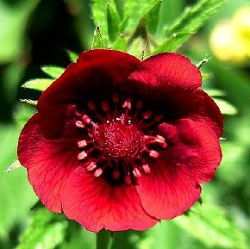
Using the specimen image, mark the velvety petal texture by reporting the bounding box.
[62,167,157,232]
[38,49,141,138]
[18,112,81,212]
[18,49,223,232]
[131,53,202,90]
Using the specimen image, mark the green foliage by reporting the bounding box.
[0,0,39,63]
[61,223,95,249]
[41,66,65,79]
[2,1,250,249]
[4,160,22,173]
[67,50,78,63]
[152,0,226,54]
[0,105,37,239]
[152,32,191,54]
[145,0,163,34]
[213,98,238,115]
[175,203,247,249]
[122,0,157,34]
[96,230,112,249]
[107,3,121,42]
[20,99,38,106]
[91,27,106,49]
[112,35,127,51]
[109,197,248,249]
[92,0,117,44]
[205,88,225,97]
[22,79,53,91]
[16,209,68,249]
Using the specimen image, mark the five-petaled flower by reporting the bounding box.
[18,49,223,232]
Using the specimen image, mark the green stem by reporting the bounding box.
[96,230,112,249]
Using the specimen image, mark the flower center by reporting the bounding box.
[94,121,144,160]
[74,95,167,184]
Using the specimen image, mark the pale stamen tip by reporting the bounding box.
[82,115,91,124]
[75,120,85,128]
[142,164,151,174]
[133,168,142,178]
[87,162,97,171]
[77,140,87,148]
[149,150,160,158]
[122,99,132,110]
[94,168,103,177]
[77,151,88,160]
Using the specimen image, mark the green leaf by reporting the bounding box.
[22,78,53,91]
[41,66,65,79]
[0,0,39,63]
[97,230,112,249]
[61,223,95,249]
[16,209,68,249]
[152,0,226,53]
[152,32,191,54]
[107,3,121,42]
[213,98,238,115]
[175,203,248,249]
[91,26,105,49]
[123,0,157,34]
[146,0,163,34]
[67,50,78,63]
[20,99,38,106]
[0,104,37,238]
[92,0,116,45]
[204,88,225,97]
[5,160,22,173]
[112,35,127,51]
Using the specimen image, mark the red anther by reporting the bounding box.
[94,168,103,177]
[113,94,119,103]
[143,111,152,119]
[101,101,110,112]
[125,174,132,184]
[154,114,164,122]
[136,100,143,109]
[113,170,120,179]
[77,151,88,160]
[87,101,96,110]
[82,115,91,124]
[75,110,82,117]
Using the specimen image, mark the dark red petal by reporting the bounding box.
[17,113,80,212]
[128,56,222,136]
[38,49,141,138]
[130,53,201,90]
[62,167,158,232]
[136,158,201,220]
[166,89,223,137]
[158,118,222,183]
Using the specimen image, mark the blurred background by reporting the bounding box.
[0,0,250,248]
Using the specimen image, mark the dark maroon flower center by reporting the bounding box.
[94,121,144,160]
[74,95,167,184]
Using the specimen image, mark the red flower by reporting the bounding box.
[18,49,223,232]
